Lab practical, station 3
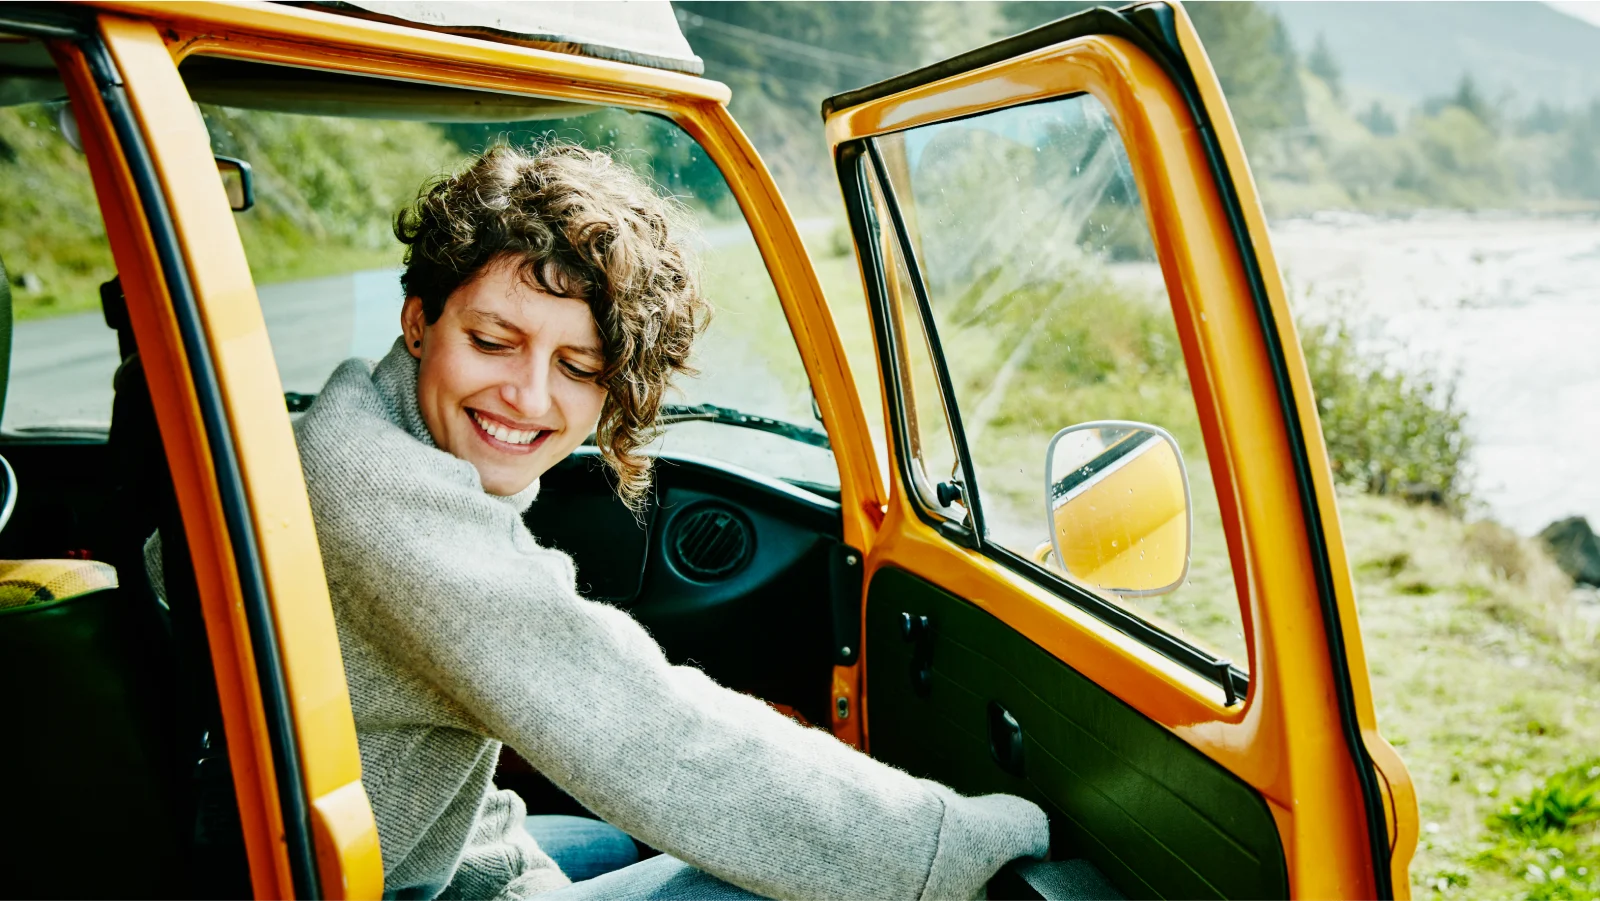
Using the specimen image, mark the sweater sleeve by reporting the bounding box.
[303,426,1048,901]
[439,789,570,900]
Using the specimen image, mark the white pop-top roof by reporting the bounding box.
[307,1,704,74]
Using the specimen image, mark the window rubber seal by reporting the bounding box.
[862,140,989,546]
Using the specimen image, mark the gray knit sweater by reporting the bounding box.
[289,339,1049,900]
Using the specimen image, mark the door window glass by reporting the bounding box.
[873,94,1246,667]
[0,43,119,435]
[183,58,837,492]
[863,164,964,522]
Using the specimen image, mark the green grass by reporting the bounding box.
[0,104,115,319]
[1339,493,1599,898]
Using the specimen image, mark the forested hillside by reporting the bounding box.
[681,1,1600,214]
[1267,1,1600,109]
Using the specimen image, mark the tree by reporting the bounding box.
[1425,73,1496,131]
[1308,33,1342,103]
[1552,100,1600,199]
[1000,1,1308,157]
[1522,101,1567,136]
[1186,3,1307,148]
[1358,101,1397,136]
[674,2,984,204]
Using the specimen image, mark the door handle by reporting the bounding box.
[988,701,1025,777]
[900,612,934,697]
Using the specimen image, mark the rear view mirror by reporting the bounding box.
[214,155,255,212]
[1044,421,1191,596]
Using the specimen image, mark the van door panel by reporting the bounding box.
[866,567,1286,899]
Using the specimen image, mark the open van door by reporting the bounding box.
[823,4,1418,897]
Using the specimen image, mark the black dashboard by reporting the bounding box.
[522,448,846,728]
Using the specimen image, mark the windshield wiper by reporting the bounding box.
[659,403,830,450]
[282,393,829,450]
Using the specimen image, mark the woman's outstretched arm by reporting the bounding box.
[300,380,1048,901]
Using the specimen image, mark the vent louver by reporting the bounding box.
[669,504,753,581]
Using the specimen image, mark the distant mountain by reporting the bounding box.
[1263,1,1600,111]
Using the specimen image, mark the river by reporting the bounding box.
[1270,212,1600,535]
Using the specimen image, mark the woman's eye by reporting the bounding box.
[470,335,511,353]
[562,361,599,380]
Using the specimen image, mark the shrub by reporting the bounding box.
[1492,762,1600,837]
[1299,317,1473,509]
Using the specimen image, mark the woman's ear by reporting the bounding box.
[401,296,427,359]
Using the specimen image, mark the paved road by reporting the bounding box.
[8,268,406,431]
[5,216,841,483]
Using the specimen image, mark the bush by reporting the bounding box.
[0,104,115,318]
[1300,317,1473,508]
[1492,763,1600,837]
[1476,761,1600,900]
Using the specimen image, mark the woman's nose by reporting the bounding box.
[501,355,554,419]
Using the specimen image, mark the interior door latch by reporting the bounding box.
[901,612,934,697]
[987,701,1025,778]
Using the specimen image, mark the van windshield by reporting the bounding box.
[181,57,839,492]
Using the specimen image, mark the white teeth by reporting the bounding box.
[472,411,540,446]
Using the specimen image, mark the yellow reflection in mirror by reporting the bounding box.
[1047,425,1190,596]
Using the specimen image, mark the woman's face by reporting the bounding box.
[403,256,606,496]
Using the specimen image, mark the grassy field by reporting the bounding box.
[1339,492,1600,899]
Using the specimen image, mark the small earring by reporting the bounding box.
[412,340,421,348]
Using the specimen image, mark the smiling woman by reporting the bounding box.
[392,143,705,503]
[245,86,1047,901]
[403,258,608,496]
[185,53,838,493]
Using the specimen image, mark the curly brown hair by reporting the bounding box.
[395,142,707,509]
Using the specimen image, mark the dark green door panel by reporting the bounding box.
[865,567,1288,900]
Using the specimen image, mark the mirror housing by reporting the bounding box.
[214,155,255,212]
[1044,421,1191,596]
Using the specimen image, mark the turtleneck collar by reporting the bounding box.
[369,337,542,513]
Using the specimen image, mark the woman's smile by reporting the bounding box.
[467,408,552,455]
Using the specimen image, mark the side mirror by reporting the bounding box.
[1044,421,1191,596]
[214,155,255,212]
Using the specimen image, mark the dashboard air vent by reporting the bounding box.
[670,504,753,581]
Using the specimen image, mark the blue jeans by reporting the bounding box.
[524,815,764,899]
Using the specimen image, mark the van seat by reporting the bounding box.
[0,558,118,608]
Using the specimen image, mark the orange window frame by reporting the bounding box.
[825,18,1416,900]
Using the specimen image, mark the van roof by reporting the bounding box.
[302,1,704,75]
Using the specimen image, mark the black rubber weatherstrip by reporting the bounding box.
[823,6,1157,120]
[836,141,1248,707]
[72,21,321,901]
[863,141,989,544]
[824,5,1395,895]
